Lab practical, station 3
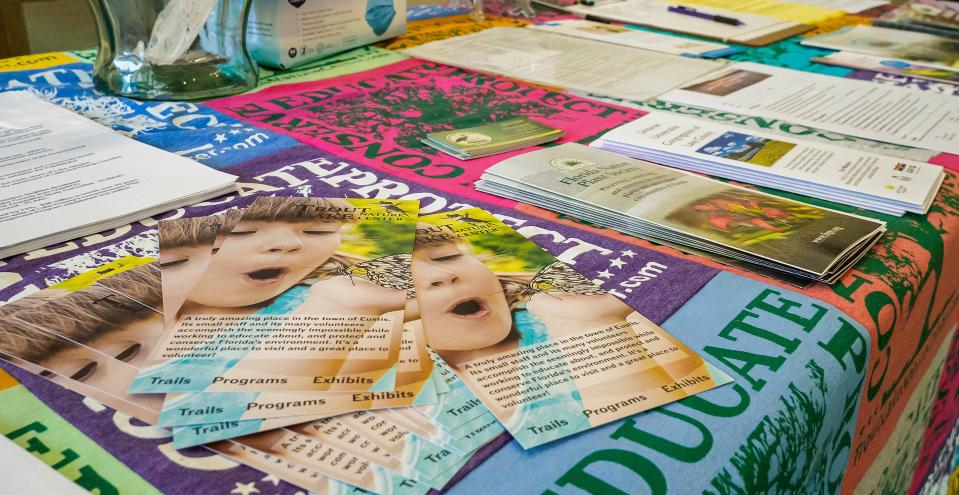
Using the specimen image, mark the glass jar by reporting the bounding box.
[85,0,259,100]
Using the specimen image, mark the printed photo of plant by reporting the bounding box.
[697,131,796,167]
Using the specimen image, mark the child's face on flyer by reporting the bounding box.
[40,345,133,395]
[412,242,512,351]
[160,244,215,314]
[97,312,165,368]
[188,220,344,308]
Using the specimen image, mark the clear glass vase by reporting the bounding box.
[85,0,259,100]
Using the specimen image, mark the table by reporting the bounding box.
[0,5,957,495]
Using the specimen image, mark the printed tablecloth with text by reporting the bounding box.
[0,8,958,495]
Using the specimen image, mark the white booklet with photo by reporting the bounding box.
[0,92,237,259]
[403,27,728,101]
[659,62,959,155]
[527,19,738,58]
[593,112,945,215]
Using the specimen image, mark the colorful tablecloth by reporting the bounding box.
[1,5,958,495]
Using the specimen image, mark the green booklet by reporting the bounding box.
[423,117,563,159]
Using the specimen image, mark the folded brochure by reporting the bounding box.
[476,143,887,283]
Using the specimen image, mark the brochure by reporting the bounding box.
[593,112,945,215]
[131,197,418,393]
[875,0,959,38]
[801,25,959,71]
[403,27,728,101]
[325,411,465,485]
[225,430,427,495]
[813,51,959,84]
[0,92,237,259]
[411,208,733,448]
[0,258,167,422]
[156,210,244,328]
[0,258,488,495]
[422,117,564,160]
[477,143,888,283]
[659,62,959,155]
[527,19,740,58]
[208,439,436,495]
[288,414,457,486]
[157,306,439,426]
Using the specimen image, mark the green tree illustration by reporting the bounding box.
[707,361,832,494]
[305,78,564,151]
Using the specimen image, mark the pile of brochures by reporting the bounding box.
[0,195,732,493]
[592,112,945,216]
[421,117,563,159]
[476,143,887,284]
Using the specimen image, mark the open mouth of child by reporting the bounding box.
[245,267,288,284]
[449,298,490,319]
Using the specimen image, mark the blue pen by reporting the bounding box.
[667,5,744,26]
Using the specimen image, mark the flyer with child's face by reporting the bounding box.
[0,257,464,494]
[412,208,733,448]
[157,304,440,427]
[130,197,418,393]
[0,258,167,422]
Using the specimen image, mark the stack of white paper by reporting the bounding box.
[592,112,945,216]
[477,143,887,284]
[403,27,728,101]
[0,92,238,259]
[527,19,739,58]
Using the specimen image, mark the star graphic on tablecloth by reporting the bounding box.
[597,269,613,279]
[621,250,637,258]
[230,481,260,495]
[244,127,256,132]
[609,258,626,269]
[261,474,281,486]
[229,129,242,135]
[213,133,227,143]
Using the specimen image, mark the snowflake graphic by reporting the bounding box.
[53,94,167,137]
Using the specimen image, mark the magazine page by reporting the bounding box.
[659,62,959,154]
[411,208,732,448]
[131,197,418,393]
